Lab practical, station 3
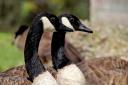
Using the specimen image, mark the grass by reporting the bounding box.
[0,32,24,71]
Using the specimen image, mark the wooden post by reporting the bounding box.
[90,0,128,27]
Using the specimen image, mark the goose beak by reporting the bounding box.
[78,24,93,33]
[59,24,74,32]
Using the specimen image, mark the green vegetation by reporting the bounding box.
[0,0,90,32]
[0,33,24,71]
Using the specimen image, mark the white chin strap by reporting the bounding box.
[40,17,55,32]
[61,17,74,30]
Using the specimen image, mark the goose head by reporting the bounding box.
[14,25,28,39]
[59,14,93,33]
[13,25,29,50]
[31,12,73,32]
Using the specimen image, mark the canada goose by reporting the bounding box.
[58,14,128,84]
[14,25,28,39]
[13,24,82,71]
[24,12,73,84]
[13,25,29,51]
[51,14,93,85]
[52,13,93,70]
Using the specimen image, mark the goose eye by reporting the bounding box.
[70,18,74,22]
[51,17,56,21]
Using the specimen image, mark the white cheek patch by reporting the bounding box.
[40,17,55,32]
[61,17,74,30]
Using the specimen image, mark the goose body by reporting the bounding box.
[32,71,58,85]
[1,57,128,85]
[0,65,31,85]
[4,65,27,77]
[51,32,86,85]
[0,73,31,85]
[77,57,128,85]
[57,64,86,85]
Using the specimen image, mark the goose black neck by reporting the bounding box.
[24,22,45,82]
[51,32,71,70]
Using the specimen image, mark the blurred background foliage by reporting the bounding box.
[0,0,89,32]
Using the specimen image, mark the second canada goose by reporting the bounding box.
[24,12,73,84]
[51,14,93,85]
[52,13,93,70]
[58,13,128,85]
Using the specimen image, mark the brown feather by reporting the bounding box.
[77,57,128,85]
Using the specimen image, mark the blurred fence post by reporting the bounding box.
[90,0,128,27]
